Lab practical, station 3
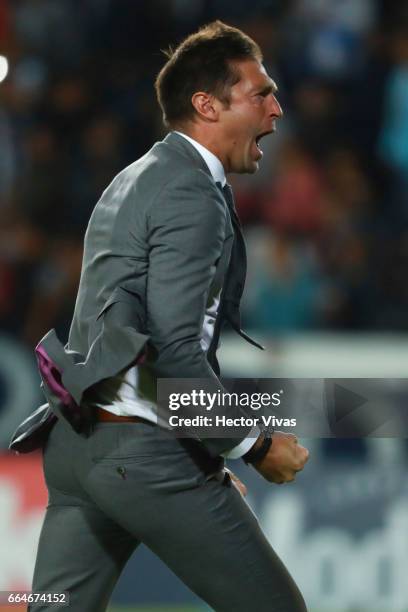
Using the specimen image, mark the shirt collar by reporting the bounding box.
[174,131,226,187]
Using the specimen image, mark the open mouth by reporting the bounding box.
[255,128,274,152]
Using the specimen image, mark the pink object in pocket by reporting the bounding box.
[35,344,78,409]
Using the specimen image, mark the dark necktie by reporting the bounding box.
[222,183,242,227]
[220,182,247,294]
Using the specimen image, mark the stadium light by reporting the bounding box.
[0,55,9,83]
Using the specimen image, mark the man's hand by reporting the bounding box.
[252,431,309,484]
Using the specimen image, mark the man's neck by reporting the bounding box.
[174,130,226,186]
[175,126,227,170]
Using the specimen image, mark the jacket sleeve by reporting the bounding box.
[145,169,253,456]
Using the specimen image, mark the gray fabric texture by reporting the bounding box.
[28,419,307,612]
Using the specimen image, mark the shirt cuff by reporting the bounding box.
[221,425,261,459]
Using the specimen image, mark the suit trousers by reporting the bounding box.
[28,417,307,612]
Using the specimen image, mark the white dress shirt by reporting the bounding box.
[94,131,257,459]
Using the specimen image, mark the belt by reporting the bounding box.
[95,408,151,424]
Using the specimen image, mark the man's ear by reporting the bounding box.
[191,92,221,122]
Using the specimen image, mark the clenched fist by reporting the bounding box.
[252,431,309,484]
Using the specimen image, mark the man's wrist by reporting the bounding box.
[221,425,261,459]
[242,430,272,465]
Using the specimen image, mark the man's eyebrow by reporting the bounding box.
[254,81,278,95]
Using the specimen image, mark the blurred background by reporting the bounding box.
[1,0,408,610]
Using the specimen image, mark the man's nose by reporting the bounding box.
[270,95,283,119]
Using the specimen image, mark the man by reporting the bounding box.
[11,21,309,611]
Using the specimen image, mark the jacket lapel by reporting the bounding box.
[207,184,264,373]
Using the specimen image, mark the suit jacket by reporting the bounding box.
[9,132,263,457]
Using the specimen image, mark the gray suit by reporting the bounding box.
[11,132,257,455]
[20,133,307,611]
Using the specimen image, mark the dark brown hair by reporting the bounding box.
[155,20,262,128]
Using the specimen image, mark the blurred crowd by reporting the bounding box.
[1,0,408,346]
